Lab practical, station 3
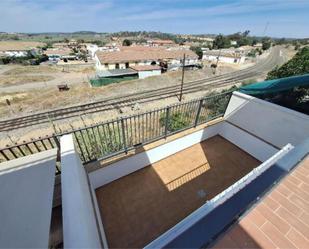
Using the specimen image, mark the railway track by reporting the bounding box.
[0,47,282,132]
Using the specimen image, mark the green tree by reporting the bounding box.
[122,39,132,46]
[213,34,231,49]
[267,47,309,79]
[262,38,271,50]
[264,47,309,114]
[190,46,203,59]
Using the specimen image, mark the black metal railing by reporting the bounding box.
[0,135,62,173]
[0,91,232,167]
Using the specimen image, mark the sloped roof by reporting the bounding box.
[96,46,198,64]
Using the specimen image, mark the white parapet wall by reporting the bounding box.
[89,122,222,189]
[0,149,57,248]
[145,143,294,248]
[61,134,106,248]
[219,122,278,162]
[89,115,280,190]
[88,92,307,190]
[224,91,309,148]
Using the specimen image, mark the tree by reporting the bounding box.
[213,34,231,49]
[262,38,271,50]
[122,39,132,46]
[267,47,309,79]
[265,46,309,114]
[190,46,203,59]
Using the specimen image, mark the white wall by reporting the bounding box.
[89,123,222,189]
[138,70,161,79]
[61,135,105,248]
[225,92,309,148]
[219,122,278,161]
[145,143,293,249]
[0,149,56,248]
[202,54,244,64]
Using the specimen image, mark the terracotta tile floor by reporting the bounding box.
[211,156,309,249]
[95,135,260,248]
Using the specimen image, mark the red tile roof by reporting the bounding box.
[96,46,198,64]
[211,156,309,249]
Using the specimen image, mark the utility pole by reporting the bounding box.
[179,53,185,102]
[214,49,221,75]
[263,22,269,36]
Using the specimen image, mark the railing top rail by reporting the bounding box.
[57,90,233,135]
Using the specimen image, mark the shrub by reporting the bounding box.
[159,111,191,133]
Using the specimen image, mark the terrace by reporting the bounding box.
[0,91,308,248]
[95,135,260,248]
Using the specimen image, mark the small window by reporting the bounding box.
[125,62,129,68]
[115,63,119,69]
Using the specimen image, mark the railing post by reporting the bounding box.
[194,99,204,127]
[120,118,127,153]
[164,106,170,139]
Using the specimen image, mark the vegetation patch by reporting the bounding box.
[258,46,309,114]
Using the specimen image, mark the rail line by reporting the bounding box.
[0,47,282,132]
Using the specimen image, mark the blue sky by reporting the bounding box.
[0,0,308,38]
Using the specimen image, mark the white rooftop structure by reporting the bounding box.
[0,91,308,248]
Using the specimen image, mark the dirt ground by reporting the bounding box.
[0,62,248,118]
[0,47,295,146]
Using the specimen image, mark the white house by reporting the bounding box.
[44,48,76,61]
[203,50,246,64]
[130,65,161,79]
[230,40,237,46]
[94,46,198,71]
[0,41,44,57]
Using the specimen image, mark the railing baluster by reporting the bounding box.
[0,91,232,165]
[121,118,127,153]
[194,99,204,127]
[164,106,170,138]
[9,148,18,159]
[1,150,9,161]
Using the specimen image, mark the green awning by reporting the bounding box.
[240,74,309,95]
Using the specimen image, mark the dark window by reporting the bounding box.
[125,62,129,68]
[115,63,119,69]
[104,63,108,67]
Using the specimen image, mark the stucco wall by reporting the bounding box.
[219,122,278,161]
[202,55,242,64]
[61,135,105,248]
[89,123,222,189]
[225,92,309,148]
[0,149,57,248]
[138,70,161,79]
[89,115,281,190]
